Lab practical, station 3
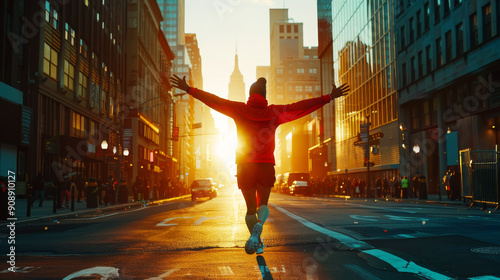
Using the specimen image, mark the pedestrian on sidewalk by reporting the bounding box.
[60,174,71,208]
[76,173,85,203]
[401,176,409,199]
[31,172,45,207]
[171,74,349,255]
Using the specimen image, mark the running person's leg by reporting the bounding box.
[241,188,258,233]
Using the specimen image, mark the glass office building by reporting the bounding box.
[328,0,400,180]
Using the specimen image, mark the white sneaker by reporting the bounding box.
[245,222,263,254]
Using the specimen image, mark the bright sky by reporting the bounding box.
[185,0,318,104]
[184,0,318,170]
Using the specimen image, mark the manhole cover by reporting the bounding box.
[471,247,500,255]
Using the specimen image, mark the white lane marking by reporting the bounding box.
[144,269,180,279]
[345,202,416,214]
[156,217,195,226]
[344,264,381,280]
[271,204,373,250]
[62,266,119,280]
[194,216,222,225]
[468,276,500,280]
[89,213,121,220]
[272,203,455,279]
[363,249,453,280]
[385,215,416,222]
[219,266,234,275]
[349,215,378,221]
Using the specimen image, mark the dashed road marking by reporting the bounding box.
[219,266,234,276]
[144,269,180,280]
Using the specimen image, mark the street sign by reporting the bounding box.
[370,132,384,140]
[354,139,380,146]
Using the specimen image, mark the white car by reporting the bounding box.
[191,178,218,201]
[289,180,311,196]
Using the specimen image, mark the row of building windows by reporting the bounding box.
[279,24,299,34]
[279,36,299,40]
[400,2,497,87]
[399,1,494,52]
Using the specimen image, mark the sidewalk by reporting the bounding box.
[1,194,191,226]
[321,193,465,206]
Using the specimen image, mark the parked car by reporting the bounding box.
[289,180,311,196]
[281,172,309,194]
[191,178,218,201]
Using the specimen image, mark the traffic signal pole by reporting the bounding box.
[366,115,370,196]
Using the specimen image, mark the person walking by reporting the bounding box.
[171,74,349,254]
[401,176,409,199]
[31,172,45,207]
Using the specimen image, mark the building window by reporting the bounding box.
[309,68,317,74]
[315,85,321,91]
[402,62,407,87]
[294,25,298,33]
[410,57,416,82]
[72,112,85,138]
[444,0,451,15]
[297,68,305,73]
[84,0,89,7]
[409,17,415,43]
[287,25,291,33]
[279,25,284,33]
[65,23,76,46]
[424,2,430,30]
[400,26,406,50]
[434,0,441,24]
[276,68,283,74]
[416,10,422,37]
[483,4,492,42]
[305,86,313,92]
[101,91,107,113]
[295,85,303,92]
[445,31,452,63]
[43,42,58,80]
[45,0,58,29]
[436,38,443,68]
[418,51,423,78]
[470,13,478,48]
[456,23,464,56]
[78,72,87,99]
[399,0,405,13]
[64,60,75,91]
[426,45,432,73]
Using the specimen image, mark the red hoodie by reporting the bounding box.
[188,88,332,165]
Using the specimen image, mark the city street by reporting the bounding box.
[2,186,500,279]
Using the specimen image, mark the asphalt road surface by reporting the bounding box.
[1,185,500,279]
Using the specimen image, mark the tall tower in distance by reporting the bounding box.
[228,48,246,135]
[228,49,246,102]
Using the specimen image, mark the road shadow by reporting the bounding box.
[256,255,273,280]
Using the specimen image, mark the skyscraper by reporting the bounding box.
[319,0,399,190]
[158,0,195,186]
[227,50,246,138]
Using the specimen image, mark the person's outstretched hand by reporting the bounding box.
[170,74,191,92]
[329,83,350,99]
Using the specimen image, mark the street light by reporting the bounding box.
[101,140,108,179]
[101,140,108,150]
[123,148,129,157]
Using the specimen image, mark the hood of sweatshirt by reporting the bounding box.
[246,93,268,108]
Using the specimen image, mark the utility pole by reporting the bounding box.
[365,115,371,197]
